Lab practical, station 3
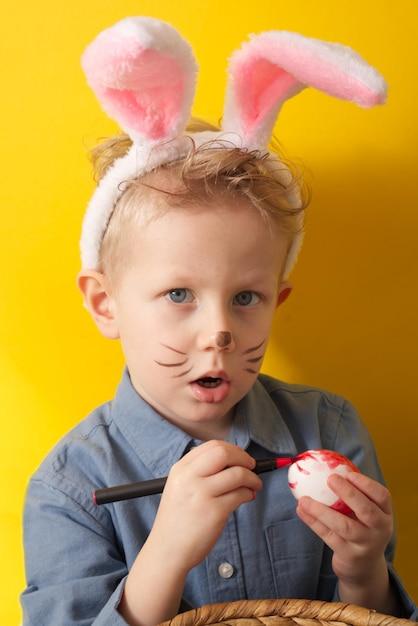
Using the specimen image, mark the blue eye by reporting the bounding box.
[166,288,193,304]
[234,291,261,306]
[165,289,261,306]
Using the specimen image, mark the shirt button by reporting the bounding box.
[218,562,234,579]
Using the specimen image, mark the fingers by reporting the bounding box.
[182,440,262,497]
[168,440,260,505]
[342,472,393,515]
[162,440,262,542]
[296,472,394,556]
[219,486,258,510]
[296,497,349,552]
[327,473,393,526]
[206,464,263,497]
[178,440,256,477]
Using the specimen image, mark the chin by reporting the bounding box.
[192,401,235,421]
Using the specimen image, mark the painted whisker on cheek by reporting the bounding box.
[246,356,263,363]
[172,367,193,378]
[242,339,265,355]
[241,339,266,374]
[154,359,188,367]
[154,361,192,378]
[154,344,191,377]
[160,343,186,355]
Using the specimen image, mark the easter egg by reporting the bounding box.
[288,449,360,516]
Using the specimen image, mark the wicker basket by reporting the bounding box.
[160,599,412,626]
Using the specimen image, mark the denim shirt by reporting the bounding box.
[20,367,417,625]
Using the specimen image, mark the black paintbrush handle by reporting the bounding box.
[94,477,168,504]
[93,458,280,505]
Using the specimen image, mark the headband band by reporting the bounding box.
[80,16,387,279]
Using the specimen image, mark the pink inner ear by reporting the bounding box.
[93,49,185,141]
[235,57,300,133]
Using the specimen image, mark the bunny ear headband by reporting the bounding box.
[80,16,387,279]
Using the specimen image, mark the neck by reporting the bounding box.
[176,408,235,442]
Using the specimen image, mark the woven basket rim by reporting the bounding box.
[159,598,412,626]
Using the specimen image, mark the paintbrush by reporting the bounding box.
[93,456,295,505]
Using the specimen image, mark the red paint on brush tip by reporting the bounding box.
[275,457,294,469]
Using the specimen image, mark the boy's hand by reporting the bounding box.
[148,440,263,574]
[296,471,393,586]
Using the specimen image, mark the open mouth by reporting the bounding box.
[194,377,223,388]
[190,376,231,403]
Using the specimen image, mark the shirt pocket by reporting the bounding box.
[265,517,323,599]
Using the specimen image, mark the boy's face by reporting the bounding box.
[79,197,292,440]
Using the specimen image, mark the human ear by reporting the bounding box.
[276,281,293,307]
[76,270,120,339]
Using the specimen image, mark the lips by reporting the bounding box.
[188,369,232,402]
[189,378,231,403]
[192,370,230,382]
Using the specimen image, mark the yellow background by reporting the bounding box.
[1,1,417,623]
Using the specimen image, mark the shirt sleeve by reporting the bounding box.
[330,397,417,620]
[20,476,131,626]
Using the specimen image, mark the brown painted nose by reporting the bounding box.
[215,331,232,348]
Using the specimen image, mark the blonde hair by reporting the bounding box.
[86,118,310,293]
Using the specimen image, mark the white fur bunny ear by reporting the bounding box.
[81,16,198,145]
[223,31,387,148]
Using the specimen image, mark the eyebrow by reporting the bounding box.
[160,272,275,285]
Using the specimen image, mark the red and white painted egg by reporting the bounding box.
[288,449,360,516]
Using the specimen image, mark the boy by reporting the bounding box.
[20,16,417,626]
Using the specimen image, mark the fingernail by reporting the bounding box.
[346,471,360,480]
[328,473,342,483]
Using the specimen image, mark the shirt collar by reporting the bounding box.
[111,366,194,477]
[230,376,297,456]
[111,366,297,477]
